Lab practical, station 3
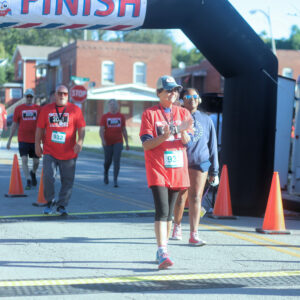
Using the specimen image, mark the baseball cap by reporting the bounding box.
[156,75,182,91]
[24,89,35,97]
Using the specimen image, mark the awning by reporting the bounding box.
[87,84,159,102]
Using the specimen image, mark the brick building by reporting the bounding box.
[277,49,300,80]
[0,45,58,106]
[12,45,59,92]
[46,40,172,91]
[172,59,224,95]
[0,83,23,106]
[44,40,171,125]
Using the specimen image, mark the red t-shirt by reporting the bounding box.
[13,104,40,143]
[37,102,86,160]
[100,112,125,145]
[140,105,192,189]
[0,103,7,130]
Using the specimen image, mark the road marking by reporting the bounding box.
[0,270,299,287]
[0,210,155,219]
[0,159,13,165]
[202,221,300,258]
[75,182,153,209]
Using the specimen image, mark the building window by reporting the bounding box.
[102,61,115,85]
[282,68,293,79]
[133,102,144,123]
[56,66,62,86]
[18,61,22,78]
[10,88,22,99]
[36,67,46,78]
[133,62,146,84]
[36,61,47,78]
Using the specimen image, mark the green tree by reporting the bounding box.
[0,42,6,58]
[0,67,6,85]
[290,25,300,50]
[259,25,300,50]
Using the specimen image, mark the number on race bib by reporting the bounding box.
[51,131,66,144]
[164,150,183,168]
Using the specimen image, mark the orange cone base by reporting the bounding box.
[5,193,27,198]
[208,214,237,219]
[255,228,290,235]
[32,202,47,207]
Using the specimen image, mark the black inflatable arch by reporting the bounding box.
[143,0,278,216]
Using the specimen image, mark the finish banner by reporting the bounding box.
[0,0,147,30]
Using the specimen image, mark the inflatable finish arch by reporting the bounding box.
[143,0,278,216]
[2,0,278,216]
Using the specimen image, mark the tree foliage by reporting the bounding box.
[259,25,300,50]
[1,24,299,85]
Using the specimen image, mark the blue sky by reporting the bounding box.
[172,0,300,49]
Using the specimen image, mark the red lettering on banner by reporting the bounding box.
[56,0,78,16]
[83,0,91,16]
[21,0,38,14]
[119,0,140,17]
[43,0,51,15]
[95,0,114,17]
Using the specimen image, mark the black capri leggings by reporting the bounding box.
[150,186,179,221]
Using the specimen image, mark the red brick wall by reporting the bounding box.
[277,50,300,80]
[50,40,172,89]
[201,60,223,93]
[25,60,37,91]
[76,40,172,89]
[14,52,38,91]
[5,88,10,104]
[4,87,23,105]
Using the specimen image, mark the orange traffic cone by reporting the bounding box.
[209,165,236,219]
[32,168,47,207]
[256,172,290,234]
[5,154,27,197]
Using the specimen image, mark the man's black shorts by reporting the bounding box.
[19,142,39,158]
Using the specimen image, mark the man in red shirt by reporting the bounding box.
[99,99,129,187]
[7,89,40,189]
[0,102,7,148]
[35,85,86,216]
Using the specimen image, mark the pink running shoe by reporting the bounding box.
[189,231,206,246]
[170,223,182,240]
[158,252,174,269]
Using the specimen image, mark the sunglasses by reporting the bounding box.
[26,95,33,98]
[166,88,179,94]
[57,91,68,96]
[184,95,198,100]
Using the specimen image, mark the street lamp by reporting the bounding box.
[250,8,276,55]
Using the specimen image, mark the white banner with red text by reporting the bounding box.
[0,0,146,30]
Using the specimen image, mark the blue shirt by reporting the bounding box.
[187,110,219,176]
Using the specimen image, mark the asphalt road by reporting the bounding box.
[0,146,299,299]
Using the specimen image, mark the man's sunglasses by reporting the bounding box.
[184,95,198,100]
[166,88,180,94]
[57,91,68,96]
[26,95,33,98]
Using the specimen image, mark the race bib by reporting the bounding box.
[51,131,66,144]
[164,150,183,168]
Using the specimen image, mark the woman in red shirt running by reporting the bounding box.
[140,75,193,269]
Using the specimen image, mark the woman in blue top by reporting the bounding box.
[171,88,219,246]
